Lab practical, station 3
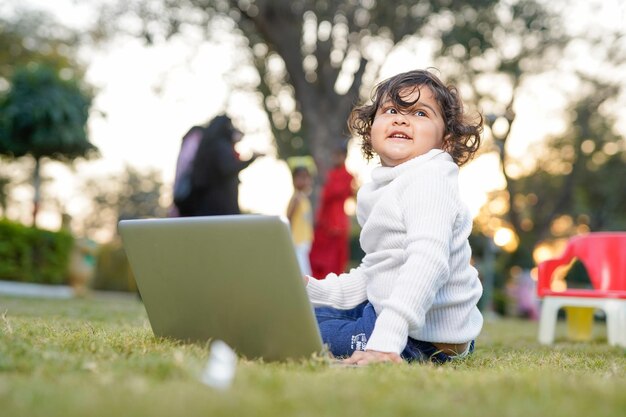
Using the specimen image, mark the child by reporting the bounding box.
[309,143,355,278]
[305,69,484,365]
[287,166,314,276]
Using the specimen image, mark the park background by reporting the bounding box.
[1,2,625,417]
[0,0,625,314]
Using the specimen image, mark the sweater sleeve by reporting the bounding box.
[365,164,458,353]
[306,267,368,309]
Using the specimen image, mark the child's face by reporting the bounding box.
[332,149,347,167]
[293,171,312,192]
[370,85,446,167]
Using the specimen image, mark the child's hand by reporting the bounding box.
[342,350,403,366]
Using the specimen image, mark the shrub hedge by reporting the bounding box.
[0,218,73,285]
[91,239,137,293]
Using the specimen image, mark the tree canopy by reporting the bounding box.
[0,64,95,160]
[0,9,84,85]
[100,0,504,180]
[97,1,625,248]
[80,166,167,239]
[0,63,97,226]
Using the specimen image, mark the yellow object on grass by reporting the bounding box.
[565,306,595,341]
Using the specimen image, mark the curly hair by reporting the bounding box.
[348,69,482,166]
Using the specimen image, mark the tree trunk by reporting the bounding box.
[238,2,367,184]
[32,156,41,228]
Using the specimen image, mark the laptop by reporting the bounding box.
[118,215,323,362]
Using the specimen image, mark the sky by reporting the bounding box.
[3,0,626,241]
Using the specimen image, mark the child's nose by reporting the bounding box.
[392,113,409,125]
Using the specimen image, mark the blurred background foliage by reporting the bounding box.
[0,0,624,303]
[0,218,73,285]
[0,8,84,81]
[0,9,97,227]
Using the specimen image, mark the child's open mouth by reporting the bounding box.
[388,132,412,140]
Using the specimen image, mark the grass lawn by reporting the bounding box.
[1,294,624,417]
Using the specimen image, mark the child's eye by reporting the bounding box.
[383,107,397,114]
[415,110,427,117]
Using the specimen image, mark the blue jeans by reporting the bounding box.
[314,301,474,364]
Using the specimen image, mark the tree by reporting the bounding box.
[0,64,97,227]
[80,166,167,240]
[0,9,84,84]
[432,0,570,230]
[0,171,9,213]
[0,9,89,217]
[474,76,626,270]
[97,2,624,247]
[434,0,625,242]
[99,0,497,182]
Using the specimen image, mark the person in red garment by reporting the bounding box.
[309,144,355,278]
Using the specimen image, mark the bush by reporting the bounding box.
[91,238,137,292]
[0,218,73,284]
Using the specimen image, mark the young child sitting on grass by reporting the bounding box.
[304,69,484,365]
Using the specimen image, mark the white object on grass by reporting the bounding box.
[200,340,237,390]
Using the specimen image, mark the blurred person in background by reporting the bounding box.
[174,115,263,216]
[309,144,355,278]
[287,165,314,276]
[170,125,204,217]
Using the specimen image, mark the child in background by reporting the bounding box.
[287,166,314,276]
[305,69,484,365]
[309,144,355,278]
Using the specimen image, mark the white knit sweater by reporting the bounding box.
[306,149,483,353]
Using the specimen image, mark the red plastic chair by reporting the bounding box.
[536,232,626,347]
